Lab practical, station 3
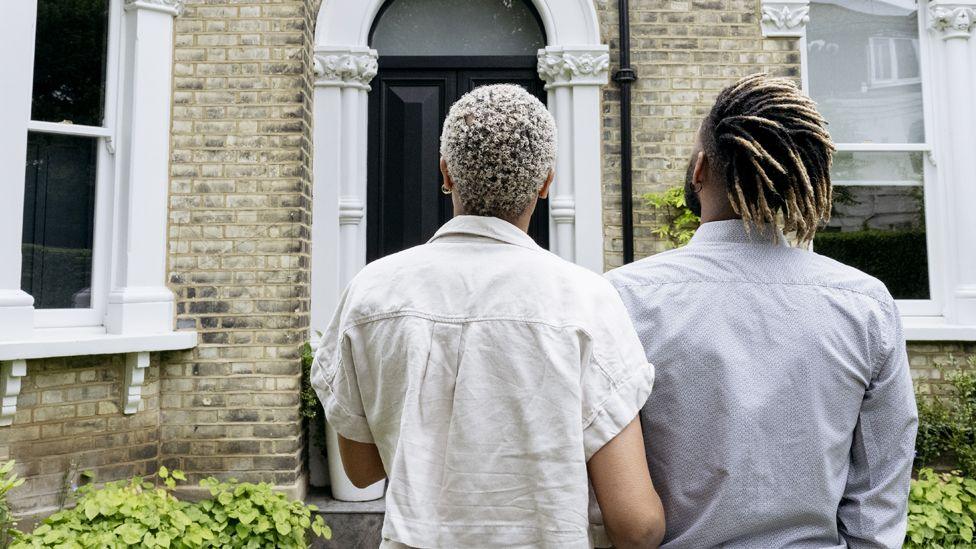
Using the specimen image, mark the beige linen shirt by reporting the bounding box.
[312,215,654,548]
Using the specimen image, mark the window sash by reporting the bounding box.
[20,0,122,327]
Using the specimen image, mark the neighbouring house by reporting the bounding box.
[1,0,974,544]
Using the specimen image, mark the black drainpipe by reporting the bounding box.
[613,0,637,264]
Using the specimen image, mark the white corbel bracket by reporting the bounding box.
[123,352,150,414]
[760,0,811,38]
[1,360,26,427]
[537,46,610,89]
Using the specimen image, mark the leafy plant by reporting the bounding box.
[644,186,700,248]
[915,355,976,478]
[1,461,25,547]
[12,467,330,548]
[905,468,976,548]
[301,341,328,457]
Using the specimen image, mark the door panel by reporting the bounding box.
[367,64,550,261]
[368,72,456,262]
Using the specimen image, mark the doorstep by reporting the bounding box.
[306,488,385,548]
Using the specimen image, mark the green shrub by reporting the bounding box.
[915,356,976,478]
[12,467,330,548]
[1,461,25,546]
[301,341,327,456]
[906,468,976,548]
[643,186,700,248]
[813,229,929,300]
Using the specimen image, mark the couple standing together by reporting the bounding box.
[311,74,919,549]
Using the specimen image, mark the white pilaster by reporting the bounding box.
[106,0,182,334]
[537,46,610,272]
[928,1,976,325]
[0,2,38,341]
[310,47,378,338]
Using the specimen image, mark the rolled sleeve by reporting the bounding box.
[581,291,655,460]
[311,305,374,444]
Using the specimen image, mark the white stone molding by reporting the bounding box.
[0,360,26,427]
[311,0,607,499]
[760,0,811,38]
[124,0,184,16]
[314,49,379,90]
[122,351,150,414]
[106,0,180,335]
[537,47,611,88]
[929,4,976,39]
[926,0,976,327]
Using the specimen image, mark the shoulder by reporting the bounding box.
[604,246,698,289]
[805,250,895,308]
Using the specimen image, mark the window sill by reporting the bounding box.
[904,320,976,341]
[0,329,197,361]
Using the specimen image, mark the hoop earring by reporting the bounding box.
[441,184,452,195]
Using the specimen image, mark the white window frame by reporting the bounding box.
[24,0,122,330]
[0,0,195,362]
[868,36,922,87]
[762,0,976,340]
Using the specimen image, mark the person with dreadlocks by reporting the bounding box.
[607,73,918,548]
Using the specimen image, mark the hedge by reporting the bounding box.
[813,229,929,300]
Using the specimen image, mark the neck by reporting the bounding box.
[699,204,740,224]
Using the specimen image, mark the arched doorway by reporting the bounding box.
[366,0,550,260]
[309,0,609,497]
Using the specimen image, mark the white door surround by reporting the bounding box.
[310,0,611,341]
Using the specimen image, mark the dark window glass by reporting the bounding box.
[21,132,98,309]
[815,183,929,300]
[31,0,110,126]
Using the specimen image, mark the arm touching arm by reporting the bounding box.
[837,304,918,548]
[589,417,665,549]
[337,436,386,489]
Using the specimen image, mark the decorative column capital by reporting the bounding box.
[929,3,976,40]
[760,0,810,38]
[537,47,610,89]
[314,47,379,90]
[123,0,184,16]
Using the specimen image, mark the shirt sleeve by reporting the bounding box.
[580,286,655,461]
[310,290,374,444]
[837,299,918,548]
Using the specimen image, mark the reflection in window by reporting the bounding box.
[371,0,545,56]
[815,184,929,299]
[21,133,97,309]
[807,0,923,143]
[31,0,110,126]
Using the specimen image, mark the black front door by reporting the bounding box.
[366,57,549,262]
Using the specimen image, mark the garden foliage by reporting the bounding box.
[643,187,700,248]
[906,468,976,548]
[10,466,330,548]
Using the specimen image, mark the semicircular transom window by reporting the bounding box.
[370,0,546,56]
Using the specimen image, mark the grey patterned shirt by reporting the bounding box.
[606,220,918,549]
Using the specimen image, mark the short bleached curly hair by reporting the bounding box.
[440,84,557,219]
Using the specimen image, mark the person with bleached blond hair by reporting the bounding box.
[312,84,665,548]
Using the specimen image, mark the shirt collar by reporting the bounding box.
[689,219,789,247]
[429,215,542,251]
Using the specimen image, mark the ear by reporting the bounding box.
[692,151,706,191]
[538,170,555,199]
[439,157,454,191]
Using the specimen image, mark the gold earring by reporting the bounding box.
[441,184,452,195]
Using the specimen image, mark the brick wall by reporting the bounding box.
[593,0,800,268]
[2,355,160,515]
[163,0,315,494]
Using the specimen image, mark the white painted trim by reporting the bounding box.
[0,360,27,427]
[311,0,607,501]
[0,330,197,362]
[833,143,931,151]
[122,351,150,414]
[760,0,810,38]
[25,121,113,138]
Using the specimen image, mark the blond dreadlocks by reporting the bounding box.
[701,73,835,244]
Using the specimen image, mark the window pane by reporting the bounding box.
[808,0,923,143]
[832,151,923,185]
[815,185,929,299]
[31,0,110,126]
[371,0,545,56]
[21,132,97,309]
